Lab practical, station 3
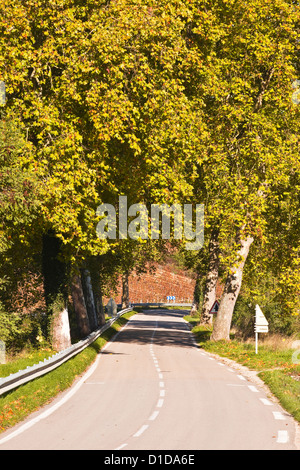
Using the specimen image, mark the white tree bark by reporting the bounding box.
[210,234,254,341]
[51,307,71,352]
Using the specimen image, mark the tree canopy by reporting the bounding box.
[0,0,299,346]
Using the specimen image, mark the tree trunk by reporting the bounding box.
[71,272,91,338]
[94,287,106,326]
[42,232,71,350]
[190,272,201,315]
[86,259,106,327]
[81,268,98,331]
[200,226,220,326]
[90,269,106,327]
[121,271,130,308]
[51,304,72,351]
[210,234,254,342]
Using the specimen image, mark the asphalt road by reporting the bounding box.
[0,309,298,450]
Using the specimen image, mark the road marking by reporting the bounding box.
[0,309,139,447]
[273,411,285,420]
[149,410,160,421]
[248,385,259,393]
[260,398,273,406]
[227,368,234,372]
[237,374,246,381]
[130,317,163,441]
[133,424,149,437]
[277,430,289,443]
[157,398,164,408]
[217,362,225,366]
[0,342,103,445]
[115,443,128,450]
[160,390,165,397]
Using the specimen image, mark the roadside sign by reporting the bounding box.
[255,325,269,333]
[167,296,175,302]
[255,305,269,353]
[209,300,219,314]
[255,304,268,327]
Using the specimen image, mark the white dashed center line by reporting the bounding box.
[277,430,289,443]
[133,424,149,438]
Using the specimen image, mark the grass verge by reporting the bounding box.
[0,310,135,434]
[185,314,300,423]
[0,349,57,379]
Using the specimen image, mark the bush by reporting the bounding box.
[0,302,49,354]
[232,294,300,339]
[0,302,20,345]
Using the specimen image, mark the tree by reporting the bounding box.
[180,0,300,340]
[2,0,299,347]
[1,0,205,343]
[200,225,220,325]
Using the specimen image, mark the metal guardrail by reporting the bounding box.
[0,303,192,396]
[0,307,133,396]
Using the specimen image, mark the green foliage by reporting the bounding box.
[0,302,49,353]
[0,0,299,346]
[0,113,41,254]
[0,302,20,344]
[233,292,300,338]
[1,0,205,266]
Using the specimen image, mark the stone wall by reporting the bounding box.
[104,262,196,305]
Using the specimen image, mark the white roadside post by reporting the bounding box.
[0,340,5,364]
[255,305,269,354]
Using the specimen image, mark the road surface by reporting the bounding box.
[0,309,298,450]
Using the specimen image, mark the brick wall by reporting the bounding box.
[104,262,196,305]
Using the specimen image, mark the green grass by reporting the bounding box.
[0,310,135,433]
[185,315,300,423]
[259,369,300,422]
[0,349,56,379]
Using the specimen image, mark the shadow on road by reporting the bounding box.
[113,308,196,349]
